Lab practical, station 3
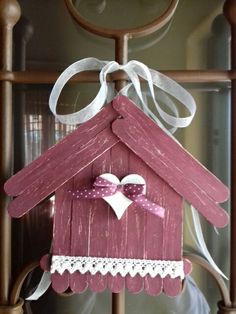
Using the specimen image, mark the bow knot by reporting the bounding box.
[69,174,165,219]
[93,177,145,196]
[49,58,196,135]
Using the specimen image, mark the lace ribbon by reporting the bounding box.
[50,255,185,279]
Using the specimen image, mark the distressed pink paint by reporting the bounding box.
[51,180,73,293]
[4,95,229,296]
[108,143,129,293]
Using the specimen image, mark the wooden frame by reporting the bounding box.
[0,1,235,313]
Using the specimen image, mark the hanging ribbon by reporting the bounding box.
[26,271,51,301]
[49,57,196,134]
[186,205,228,280]
[68,174,165,220]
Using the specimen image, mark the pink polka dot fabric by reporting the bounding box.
[68,176,165,219]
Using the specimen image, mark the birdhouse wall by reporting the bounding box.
[50,142,183,296]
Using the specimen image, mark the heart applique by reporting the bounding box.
[99,173,146,219]
[69,173,165,220]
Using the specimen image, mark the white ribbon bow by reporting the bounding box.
[49,57,196,134]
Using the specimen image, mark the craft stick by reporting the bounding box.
[162,183,183,296]
[87,151,111,292]
[51,180,73,293]
[112,118,228,228]
[107,143,129,293]
[7,128,119,218]
[112,96,229,204]
[125,152,146,294]
[144,164,164,296]
[5,104,118,196]
[70,167,91,293]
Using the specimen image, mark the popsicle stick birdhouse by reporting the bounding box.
[5,95,229,297]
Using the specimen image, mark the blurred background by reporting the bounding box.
[13,0,230,313]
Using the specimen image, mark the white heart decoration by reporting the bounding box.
[99,173,146,220]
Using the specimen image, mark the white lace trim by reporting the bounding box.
[50,255,184,279]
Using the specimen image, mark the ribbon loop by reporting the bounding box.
[49,57,196,134]
[123,183,145,195]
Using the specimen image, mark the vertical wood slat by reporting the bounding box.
[88,151,111,292]
[144,166,164,296]
[162,185,183,296]
[126,153,146,294]
[70,166,91,293]
[108,143,129,293]
[51,180,73,293]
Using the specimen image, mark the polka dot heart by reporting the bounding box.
[68,173,165,220]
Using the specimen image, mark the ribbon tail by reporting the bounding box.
[26,271,51,301]
[68,187,116,199]
[149,203,165,219]
[133,196,165,219]
[189,205,228,280]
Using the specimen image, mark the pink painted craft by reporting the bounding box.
[4,95,229,296]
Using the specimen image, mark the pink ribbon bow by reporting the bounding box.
[69,176,165,219]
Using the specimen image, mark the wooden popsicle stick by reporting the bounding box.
[107,143,128,293]
[7,128,119,218]
[51,273,69,294]
[125,152,146,294]
[112,96,229,203]
[112,118,228,228]
[144,166,164,296]
[88,151,110,292]
[69,167,91,293]
[5,104,118,196]
[51,180,73,293]
[162,184,183,296]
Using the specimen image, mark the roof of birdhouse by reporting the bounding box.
[5,95,229,228]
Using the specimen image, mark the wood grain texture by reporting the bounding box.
[112,96,229,203]
[112,117,228,228]
[87,151,111,292]
[4,104,118,197]
[107,143,129,293]
[7,127,119,218]
[51,180,73,293]
[48,144,184,295]
[69,167,91,293]
[143,162,164,296]
[126,152,146,294]
[162,184,183,296]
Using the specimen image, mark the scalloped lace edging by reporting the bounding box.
[50,255,184,279]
